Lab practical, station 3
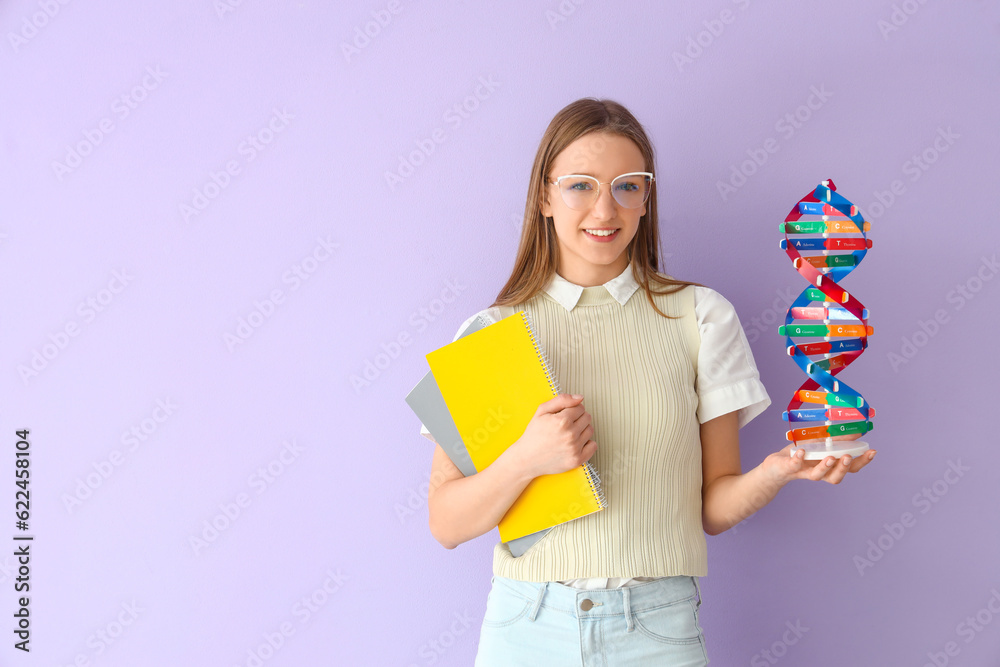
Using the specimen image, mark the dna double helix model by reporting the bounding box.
[778,179,874,460]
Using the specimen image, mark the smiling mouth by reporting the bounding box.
[583,228,619,238]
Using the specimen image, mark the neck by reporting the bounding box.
[557,255,629,287]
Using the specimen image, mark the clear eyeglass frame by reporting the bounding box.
[546,171,654,211]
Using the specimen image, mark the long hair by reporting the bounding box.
[490,98,701,318]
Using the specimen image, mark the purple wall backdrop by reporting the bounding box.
[2,0,998,665]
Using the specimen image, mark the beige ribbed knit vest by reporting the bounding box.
[492,279,706,581]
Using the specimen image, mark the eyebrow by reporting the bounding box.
[563,171,641,178]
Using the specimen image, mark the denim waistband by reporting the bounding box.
[490,574,702,627]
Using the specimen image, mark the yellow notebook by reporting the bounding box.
[425,310,606,542]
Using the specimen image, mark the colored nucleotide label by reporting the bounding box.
[781,406,875,422]
[778,324,873,337]
[786,420,873,441]
[802,254,857,269]
[804,287,852,303]
[794,389,863,408]
[790,306,869,320]
[781,237,870,251]
[781,219,871,234]
[779,180,874,444]
[806,354,849,373]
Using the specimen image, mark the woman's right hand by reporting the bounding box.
[509,393,597,479]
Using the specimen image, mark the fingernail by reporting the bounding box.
[869,451,876,461]
[825,459,834,467]
[843,458,851,467]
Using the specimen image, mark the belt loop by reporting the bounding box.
[527,582,547,622]
[692,576,702,609]
[623,585,634,632]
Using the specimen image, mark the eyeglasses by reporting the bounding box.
[546,172,654,211]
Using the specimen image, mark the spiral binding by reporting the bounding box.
[778,179,875,445]
[583,460,608,509]
[520,310,560,397]
[518,310,607,510]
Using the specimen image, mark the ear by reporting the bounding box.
[540,185,552,217]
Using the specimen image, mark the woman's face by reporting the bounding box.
[541,131,646,287]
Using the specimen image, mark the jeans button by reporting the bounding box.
[580,599,594,611]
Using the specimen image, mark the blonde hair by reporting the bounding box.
[490,97,701,318]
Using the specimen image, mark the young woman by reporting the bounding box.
[421,98,876,666]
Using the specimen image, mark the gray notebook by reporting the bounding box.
[405,314,549,557]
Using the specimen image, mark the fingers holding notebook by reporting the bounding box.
[507,393,598,479]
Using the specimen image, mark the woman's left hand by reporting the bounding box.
[762,443,876,486]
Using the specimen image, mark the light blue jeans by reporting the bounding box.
[474,574,709,666]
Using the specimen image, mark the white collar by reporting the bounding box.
[542,264,640,311]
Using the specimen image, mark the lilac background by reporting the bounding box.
[2,0,998,665]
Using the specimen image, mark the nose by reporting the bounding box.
[592,184,617,219]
